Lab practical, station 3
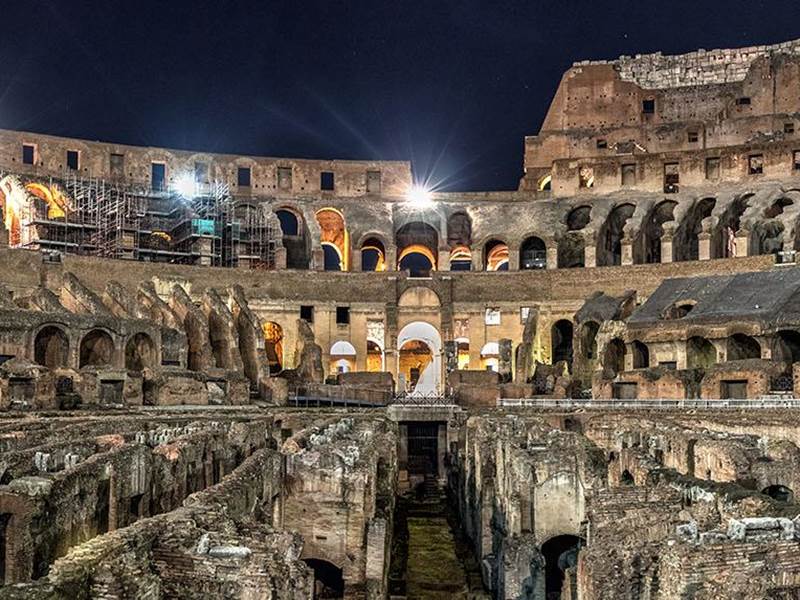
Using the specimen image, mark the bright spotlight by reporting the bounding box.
[174,173,196,198]
[405,184,433,207]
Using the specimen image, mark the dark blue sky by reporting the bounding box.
[1,1,798,191]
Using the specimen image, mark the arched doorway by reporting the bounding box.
[480,342,500,371]
[366,340,383,372]
[520,236,547,270]
[558,206,591,268]
[638,200,676,264]
[455,337,470,369]
[398,244,436,277]
[330,340,357,374]
[687,336,716,369]
[727,334,761,361]
[79,329,115,368]
[33,325,69,369]
[316,208,349,271]
[397,321,442,395]
[276,208,310,269]
[598,203,635,266]
[360,237,386,271]
[541,535,584,599]
[303,558,344,599]
[631,340,649,369]
[125,333,156,371]
[551,320,574,368]
[603,338,626,377]
[773,330,800,364]
[263,322,284,373]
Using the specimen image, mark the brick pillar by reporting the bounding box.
[350,245,361,272]
[471,249,483,271]
[584,244,597,268]
[546,243,558,269]
[437,423,447,481]
[385,244,397,271]
[312,247,324,271]
[507,247,520,271]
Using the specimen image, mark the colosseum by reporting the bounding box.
[0,37,800,599]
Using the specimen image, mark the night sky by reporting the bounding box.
[1,1,798,191]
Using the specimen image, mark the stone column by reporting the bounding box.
[274,247,287,270]
[698,233,712,260]
[384,244,397,271]
[660,235,674,263]
[734,230,750,258]
[398,423,409,483]
[312,247,324,271]
[584,244,597,268]
[349,244,361,272]
[507,247,520,271]
[499,338,513,383]
[546,243,558,269]
[621,237,633,266]
[471,249,483,271]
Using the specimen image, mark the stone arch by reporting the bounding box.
[33,325,70,369]
[541,535,584,600]
[484,238,509,271]
[366,339,383,372]
[558,206,591,268]
[637,200,677,264]
[675,197,716,261]
[620,469,635,485]
[551,320,574,368]
[360,236,386,272]
[750,219,785,257]
[520,236,547,270]
[713,194,751,258]
[263,322,284,372]
[762,484,794,503]
[398,286,441,308]
[275,206,310,269]
[302,558,344,599]
[727,333,761,361]
[79,329,115,368]
[687,336,716,369]
[449,245,472,271]
[124,332,156,371]
[597,203,635,266]
[316,208,349,271]
[480,341,500,371]
[773,330,800,364]
[631,340,650,369]
[603,338,626,378]
[330,341,356,374]
[446,211,472,247]
[396,221,438,275]
[397,321,442,395]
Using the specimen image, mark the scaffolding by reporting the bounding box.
[3,170,280,269]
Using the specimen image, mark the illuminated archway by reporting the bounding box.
[330,340,357,374]
[449,245,472,271]
[360,237,386,272]
[484,240,509,271]
[262,322,284,372]
[398,244,436,276]
[397,321,442,395]
[455,337,470,369]
[366,340,383,372]
[316,208,349,271]
[480,341,500,371]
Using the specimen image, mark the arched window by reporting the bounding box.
[34,325,69,369]
[316,208,348,271]
[302,559,344,599]
[727,333,761,361]
[675,197,715,261]
[396,221,438,275]
[366,340,383,372]
[276,209,299,236]
[262,322,283,372]
[638,201,676,264]
[449,245,472,271]
[330,340,357,375]
[558,206,591,269]
[541,535,584,599]
[480,341,500,371]
[620,469,635,485]
[713,194,751,258]
[79,329,115,368]
[520,236,547,270]
[598,203,635,266]
[687,336,716,369]
[632,340,649,369]
[360,237,386,272]
[551,320,574,367]
[455,337,470,369]
[484,240,509,271]
[125,333,156,371]
[762,484,794,503]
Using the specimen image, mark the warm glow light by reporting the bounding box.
[405,184,433,206]
[174,173,196,198]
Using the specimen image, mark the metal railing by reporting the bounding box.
[389,393,456,407]
[500,397,800,409]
